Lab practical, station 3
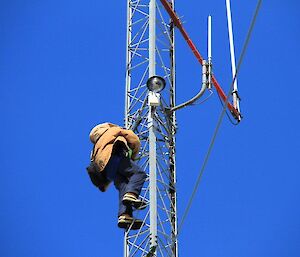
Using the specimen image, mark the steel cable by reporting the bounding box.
[176,0,262,240]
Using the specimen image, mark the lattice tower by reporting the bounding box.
[124,0,178,256]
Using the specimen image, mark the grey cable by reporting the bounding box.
[177,0,262,237]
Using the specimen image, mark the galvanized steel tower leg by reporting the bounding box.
[148,0,158,253]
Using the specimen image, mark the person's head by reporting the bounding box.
[89,122,118,143]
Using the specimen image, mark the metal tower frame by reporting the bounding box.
[124,0,178,256]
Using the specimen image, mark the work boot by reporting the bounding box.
[118,214,143,230]
[122,192,147,210]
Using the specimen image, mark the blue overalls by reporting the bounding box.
[102,149,146,217]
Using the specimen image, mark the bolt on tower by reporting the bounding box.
[124,0,178,256]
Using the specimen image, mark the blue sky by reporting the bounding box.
[1,1,299,256]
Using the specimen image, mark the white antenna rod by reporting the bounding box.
[226,0,240,113]
[207,15,212,89]
[208,15,212,60]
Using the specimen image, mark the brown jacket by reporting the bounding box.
[89,122,140,172]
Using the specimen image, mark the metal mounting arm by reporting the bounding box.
[171,60,208,112]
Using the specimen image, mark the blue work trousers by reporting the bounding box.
[104,153,146,217]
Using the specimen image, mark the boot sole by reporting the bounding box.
[122,199,147,210]
[118,218,143,230]
[122,196,147,210]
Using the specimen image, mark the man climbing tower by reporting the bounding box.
[86,122,147,230]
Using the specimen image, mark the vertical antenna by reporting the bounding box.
[226,0,240,114]
[207,15,212,89]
